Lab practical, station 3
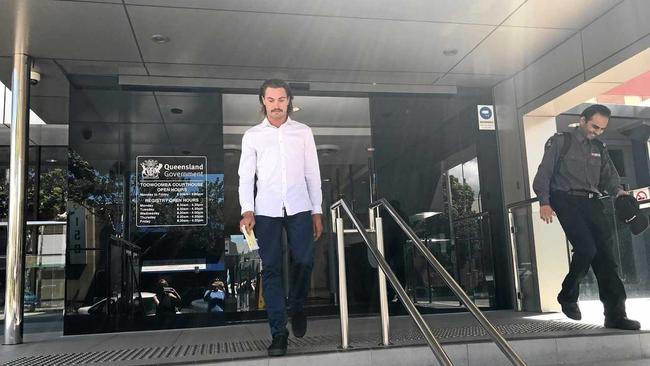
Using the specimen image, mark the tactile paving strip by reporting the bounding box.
[3,320,602,366]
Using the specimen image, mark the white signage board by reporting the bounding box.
[136,156,208,227]
[477,105,495,130]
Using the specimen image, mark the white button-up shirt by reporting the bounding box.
[238,117,322,217]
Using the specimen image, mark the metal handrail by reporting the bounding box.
[331,199,454,366]
[505,192,646,211]
[453,211,489,223]
[0,220,66,227]
[506,197,539,210]
[369,198,527,366]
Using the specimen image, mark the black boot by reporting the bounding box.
[267,333,288,356]
[557,295,581,320]
[291,310,307,338]
[604,317,641,330]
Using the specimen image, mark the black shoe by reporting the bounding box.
[267,334,288,357]
[604,317,641,330]
[291,310,307,338]
[558,300,582,320]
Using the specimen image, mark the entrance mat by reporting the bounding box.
[4,320,602,365]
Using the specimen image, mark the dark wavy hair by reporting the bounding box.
[258,79,293,116]
[580,104,611,121]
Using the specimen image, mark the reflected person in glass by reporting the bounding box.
[203,279,226,312]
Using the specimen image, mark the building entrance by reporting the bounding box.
[0,79,510,335]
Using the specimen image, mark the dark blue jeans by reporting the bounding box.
[255,211,314,337]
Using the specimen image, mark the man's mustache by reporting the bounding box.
[271,108,284,112]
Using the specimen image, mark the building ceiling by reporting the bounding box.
[0,0,622,91]
[2,0,639,224]
[0,0,625,162]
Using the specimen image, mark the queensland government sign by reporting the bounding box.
[136,156,208,227]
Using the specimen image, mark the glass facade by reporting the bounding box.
[12,78,508,334]
[3,75,646,335]
[64,87,226,333]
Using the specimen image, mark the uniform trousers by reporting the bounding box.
[550,191,626,319]
[254,211,314,337]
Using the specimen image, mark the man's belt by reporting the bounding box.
[557,190,601,199]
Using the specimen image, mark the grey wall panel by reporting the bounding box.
[514,34,584,108]
[584,33,650,81]
[581,0,650,70]
[493,78,527,205]
[518,74,586,117]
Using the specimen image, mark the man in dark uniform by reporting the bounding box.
[533,104,640,330]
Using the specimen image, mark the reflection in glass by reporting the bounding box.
[579,197,650,300]
[64,88,227,334]
[1,146,68,315]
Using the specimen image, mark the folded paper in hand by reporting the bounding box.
[240,226,259,251]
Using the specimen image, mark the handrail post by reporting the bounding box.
[335,216,349,349]
[333,200,453,366]
[375,215,390,346]
[507,209,523,312]
[373,198,527,366]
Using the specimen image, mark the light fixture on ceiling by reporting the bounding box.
[151,34,170,44]
[45,159,57,163]
[442,48,458,56]
[316,144,340,157]
[292,106,301,112]
[170,108,183,114]
[568,123,580,128]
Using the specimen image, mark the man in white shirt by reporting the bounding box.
[238,79,323,357]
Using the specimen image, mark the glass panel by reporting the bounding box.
[62,88,379,333]
[453,212,496,307]
[402,167,495,309]
[25,224,67,311]
[0,223,66,314]
[579,197,650,300]
[221,94,373,314]
[404,169,454,308]
[368,93,506,311]
[508,196,650,312]
[1,145,68,315]
[65,88,226,334]
[509,202,543,312]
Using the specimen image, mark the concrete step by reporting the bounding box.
[2,309,649,366]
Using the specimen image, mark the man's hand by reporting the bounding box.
[240,211,255,233]
[312,213,323,241]
[616,190,630,197]
[540,205,555,224]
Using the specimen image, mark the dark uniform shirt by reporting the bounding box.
[533,128,622,206]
